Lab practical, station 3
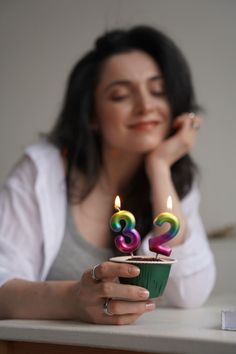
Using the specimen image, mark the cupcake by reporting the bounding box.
[110,255,176,298]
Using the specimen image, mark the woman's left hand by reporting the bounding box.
[69,261,155,325]
[145,112,202,174]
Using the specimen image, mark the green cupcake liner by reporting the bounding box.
[110,255,176,298]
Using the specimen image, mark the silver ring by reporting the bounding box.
[188,112,200,130]
[103,298,113,316]
[91,264,100,281]
[188,112,196,119]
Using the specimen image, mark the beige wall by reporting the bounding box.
[0,0,235,233]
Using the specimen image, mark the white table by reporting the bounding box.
[0,294,235,354]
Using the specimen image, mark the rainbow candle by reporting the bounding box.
[110,196,141,255]
[149,196,180,257]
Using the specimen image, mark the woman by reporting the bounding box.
[0,25,215,324]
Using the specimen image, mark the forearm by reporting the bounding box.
[0,278,78,320]
[148,160,187,246]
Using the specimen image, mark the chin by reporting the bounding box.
[106,136,163,155]
[129,138,162,153]
[124,143,160,155]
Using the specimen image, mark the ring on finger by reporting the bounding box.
[103,298,113,316]
[91,264,100,281]
[188,112,200,130]
[188,112,196,119]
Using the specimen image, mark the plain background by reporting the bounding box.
[0,0,235,235]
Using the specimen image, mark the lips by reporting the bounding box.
[128,120,160,131]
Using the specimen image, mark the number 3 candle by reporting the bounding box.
[149,196,180,257]
[110,196,141,255]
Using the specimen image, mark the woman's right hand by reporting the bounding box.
[69,262,156,325]
[145,112,202,177]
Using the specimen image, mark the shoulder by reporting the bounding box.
[5,139,65,192]
[25,139,64,175]
[25,139,65,189]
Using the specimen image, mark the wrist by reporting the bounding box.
[147,158,171,183]
[64,280,81,319]
[44,280,80,320]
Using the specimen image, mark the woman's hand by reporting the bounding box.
[69,262,155,325]
[145,113,202,176]
[143,113,202,245]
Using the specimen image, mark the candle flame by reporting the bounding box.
[167,195,172,210]
[114,195,121,210]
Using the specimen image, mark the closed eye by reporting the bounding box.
[110,94,130,102]
[151,91,166,97]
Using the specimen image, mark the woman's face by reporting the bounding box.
[94,50,171,154]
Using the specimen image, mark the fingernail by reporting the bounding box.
[145,301,156,311]
[128,266,140,275]
[139,289,150,299]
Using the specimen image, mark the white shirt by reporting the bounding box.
[0,140,216,307]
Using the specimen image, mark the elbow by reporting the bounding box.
[166,263,216,309]
[173,287,212,309]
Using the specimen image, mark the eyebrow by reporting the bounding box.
[104,75,163,92]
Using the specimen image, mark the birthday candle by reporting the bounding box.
[149,196,180,256]
[110,196,141,255]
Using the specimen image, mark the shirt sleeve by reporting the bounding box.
[139,184,216,308]
[0,156,44,286]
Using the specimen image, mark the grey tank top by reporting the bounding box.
[46,208,114,281]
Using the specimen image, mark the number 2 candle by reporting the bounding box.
[149,196,180,257]
[110,196,141,255]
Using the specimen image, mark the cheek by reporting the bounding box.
[161,103,171,132]
[96,102,129,129]
[163,123,171,141]
[95,108,123,144]
[161,99,171,117]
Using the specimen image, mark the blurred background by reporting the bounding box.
[0,0,235,294]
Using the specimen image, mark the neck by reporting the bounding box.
[99,148,143,195]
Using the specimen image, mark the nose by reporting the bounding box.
[134,90,155,115]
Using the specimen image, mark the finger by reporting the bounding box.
[107,299,156,315]
[172,113,193,130]
[190,116,202,130]
[172,116,186,130]
[186,114,203,131]
[102,313,142,325]
[173,113,202,131]
[90,261,140,281]
[98,282,150,301]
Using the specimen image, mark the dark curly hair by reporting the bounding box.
[48,25,200,247]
